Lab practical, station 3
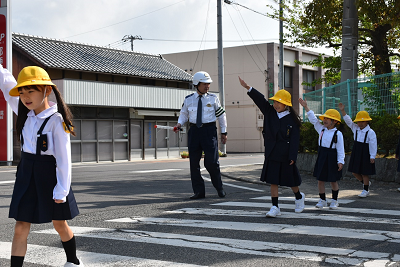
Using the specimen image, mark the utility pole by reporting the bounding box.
[217,0,226,154]
[278,0,284,91]
[340,0,358,117]
[122,35,142,51]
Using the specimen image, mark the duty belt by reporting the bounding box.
[190,122,216,128]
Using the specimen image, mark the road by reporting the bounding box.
[0,154,399,266]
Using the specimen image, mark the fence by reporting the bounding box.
[302,71,400,120]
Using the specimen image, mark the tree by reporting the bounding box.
[267,0,400,77]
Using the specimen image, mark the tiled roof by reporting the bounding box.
[12,33,193,82]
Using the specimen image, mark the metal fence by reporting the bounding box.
[302,71,400,120]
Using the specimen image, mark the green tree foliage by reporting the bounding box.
[267,0,400,78]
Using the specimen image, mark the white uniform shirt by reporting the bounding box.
[343,114,377,159]
[307,110,345,164]
[0,65,71,202]
[178,91,227,133]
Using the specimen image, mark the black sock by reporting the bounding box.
[272,197,279,207]
[11,256,24,267]
[294,190,302,200]
[360,179,364,184]
[364,185,369,191]
[62,236,79,265]
[332,189,339,200]
[319,193,326,201]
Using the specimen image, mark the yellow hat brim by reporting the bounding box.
[319,115,341,123]
[9,80,56,97]
[269,96,292,106]
[353,118,372,122]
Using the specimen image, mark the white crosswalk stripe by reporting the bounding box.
[1,195,399,266]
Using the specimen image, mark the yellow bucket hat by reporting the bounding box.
[269,89,292,106]
[319,109,341,123]
[353,111,372,122]
[9,66,55,97]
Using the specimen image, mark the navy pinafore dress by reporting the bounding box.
[348,130,376,175]
[313,129,342,182]
[9,114,79,224]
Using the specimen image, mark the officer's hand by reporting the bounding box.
[238,76,250,90]
[173,123,181,133]
[338,163,343,171]
[221,134,227,144]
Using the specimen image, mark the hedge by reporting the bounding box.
[299,113,400,156]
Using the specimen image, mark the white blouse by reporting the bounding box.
[343,114,377,159]
[0,65,71,202]
[307,110,345,164]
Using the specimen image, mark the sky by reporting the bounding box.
[10,0,331,56]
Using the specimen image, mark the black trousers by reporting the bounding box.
[188,124,223,194]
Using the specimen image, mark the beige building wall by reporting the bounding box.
[164,43,323,153]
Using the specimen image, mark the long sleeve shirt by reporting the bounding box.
[0,65,71,202]
[178,91,227,133]
[307,110,345,164]
[343,114,377,159]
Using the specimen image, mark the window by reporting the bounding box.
[284,67,293,88]
[303,70,316,91]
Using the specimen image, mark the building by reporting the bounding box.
[9,33,200,163]
[163,43,325,153]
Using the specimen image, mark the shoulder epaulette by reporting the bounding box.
[185,93,194,99]
[208,93,217,97]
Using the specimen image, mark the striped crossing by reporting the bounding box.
[1,195,399,266]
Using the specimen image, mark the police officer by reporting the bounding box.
[174,71,227,199]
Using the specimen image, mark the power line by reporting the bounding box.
[224,0,279,21]
[62,0,186,39]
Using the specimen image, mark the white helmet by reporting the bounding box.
[193,71,213,85]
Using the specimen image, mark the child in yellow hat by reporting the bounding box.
[299,98,344,210]
[0,65,83,266]
[339,103,377,197]
[239,77,305,218]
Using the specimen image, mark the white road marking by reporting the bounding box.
[105,217,400,242]
[213,201,400,216]
[0,180,14,185]
[0,170,16,173]
[202,176,264,192]
[34,226,399,265]
[129,169,183,173]
[166,208,400,225]
[252,196,355,204]
[0,241,205,267]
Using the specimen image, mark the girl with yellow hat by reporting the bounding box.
[239,77,305,218]
[299,98,344,210]
[0,65,83,266]
[339,103,377,198]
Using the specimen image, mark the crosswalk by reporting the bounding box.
[1,195,400,266]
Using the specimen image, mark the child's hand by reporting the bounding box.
[370,158,375,164]
[298,98,310,112]
[54,199,64,204]
[338,103,345,111]
[238,76,250,90]
[396,154,399,160]
[338,163,343,171]
[289,160,294,165]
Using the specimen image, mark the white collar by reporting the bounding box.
[27,101,57,119]
[358,125,371,132]
[277,110,290,119]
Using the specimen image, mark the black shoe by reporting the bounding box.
[190,193,205,200]
[218,190,226,198]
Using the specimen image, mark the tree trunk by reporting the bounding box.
[370,24,392,75]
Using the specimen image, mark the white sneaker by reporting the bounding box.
[358,189,369,198]
[329,199,339,210]
[294,192,305,213]
[266,206,281,217]
[398,188,400,192]
[64,259,84,267]
[315,199,327,209]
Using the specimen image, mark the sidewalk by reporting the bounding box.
[220,164,400,200]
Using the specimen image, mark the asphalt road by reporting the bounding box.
[0,153,399,267]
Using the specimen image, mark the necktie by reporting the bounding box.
[196,95,202,128]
